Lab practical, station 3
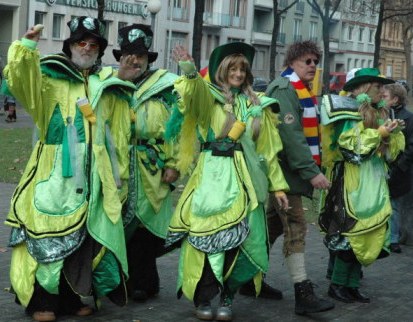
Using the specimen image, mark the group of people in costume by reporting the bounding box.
[1,15,408,322]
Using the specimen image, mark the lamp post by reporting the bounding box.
[147,0,162,50]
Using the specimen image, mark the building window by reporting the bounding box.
[358,28,364,42]
[296,0,305,13]
[369,29,374,43]
[348,25,354,41]
[309,21,317,42]
[347,58,352,69]
[168,0,190,21]
[293,19,302,42]
[355,59,359,68]
[52,14,63,39]
[349,0,357,11]
[368,60,372,67]
[230,0,247,17]
[34,11,46,37]
[117,22,128,43]
[252,49,266,71]
[165,31,187,73]
[361,59,365,68]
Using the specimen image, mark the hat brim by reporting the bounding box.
[343,75,394,91]
[63,32,108,59]
[208,42,255,85]
[112,49,158,63]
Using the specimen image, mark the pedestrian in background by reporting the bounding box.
[383,83,413,253]
[4,94,17,122]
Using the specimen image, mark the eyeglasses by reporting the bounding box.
[76,41,99,50]
[303,58,319,66]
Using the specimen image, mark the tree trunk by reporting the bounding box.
[321,2,330,94]
[192,0,205,70]
[96,0,105,21]
[270,0,280,81]
[373,0,384,67]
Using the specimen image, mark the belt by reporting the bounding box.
[136,138,164,146]
[200,141,243,157]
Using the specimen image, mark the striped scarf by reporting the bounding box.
[281,66,320,165]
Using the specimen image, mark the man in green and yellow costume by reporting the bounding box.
[113,24,180,302]
[3,17,135,321]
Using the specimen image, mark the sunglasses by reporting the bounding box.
[76,41,99,50]
[303,58,319,66]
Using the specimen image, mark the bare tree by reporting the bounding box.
[192,0,205,70]
[269,0,298,80]
[97,0,105,21]
[306,0,343,94]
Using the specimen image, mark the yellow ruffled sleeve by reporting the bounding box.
[255,108,289,192]
[3,39,42,123]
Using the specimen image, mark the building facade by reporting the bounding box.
[380,19,407,80]
[1,0,399,83]
[0,0,28,69]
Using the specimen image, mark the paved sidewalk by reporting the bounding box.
[0,108,412,321]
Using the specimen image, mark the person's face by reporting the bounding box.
[121,53,149,80]
[70,36,100,70]
[382,89,399,108]
[367,82,383,104]
[226,62,246,89]
[290,54,319,84]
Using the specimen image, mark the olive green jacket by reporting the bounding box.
[266,76,320,197]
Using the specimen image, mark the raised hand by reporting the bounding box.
[118,55,143,81]
[24,24,44,42]
[172,45,193,63]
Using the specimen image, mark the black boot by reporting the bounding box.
[346,287,370,303]
[328,284,354,303]
[239,280,283,300]
[294,280,335,315]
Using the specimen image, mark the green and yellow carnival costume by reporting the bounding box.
[319,94,404,266]
[3,38,135,307]
[123,69,179,239]
[165,70,289,302]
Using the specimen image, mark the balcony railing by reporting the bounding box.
[294,34,302,42]
[203,12,246,29]
[167,6,190,21]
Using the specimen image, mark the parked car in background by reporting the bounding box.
[329,72,346,94]
[253,77,269,92]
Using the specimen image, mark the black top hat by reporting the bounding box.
[112,24,158,63]
[62,16,108,59]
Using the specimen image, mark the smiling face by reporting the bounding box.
[227,62,247,89]
[70,36,100,70]
[290,54,319,84]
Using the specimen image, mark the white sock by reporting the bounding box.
[285,253,307,284]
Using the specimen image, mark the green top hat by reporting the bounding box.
[208,42,255,85]
[343,68,394,91]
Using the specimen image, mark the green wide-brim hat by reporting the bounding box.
[343,67,394,91]
[208,42,255,85]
